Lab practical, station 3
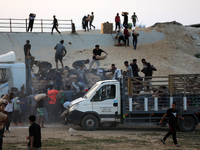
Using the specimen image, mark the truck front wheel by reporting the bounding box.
[81,115,99,131]
[179,116,196,132]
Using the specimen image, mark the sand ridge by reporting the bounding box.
[0,22,200,77]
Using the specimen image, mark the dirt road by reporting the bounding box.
[3,123,200,150]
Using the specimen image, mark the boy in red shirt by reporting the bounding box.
[115,13,120,31]
[124,27,129,46]
[47,86,59,121]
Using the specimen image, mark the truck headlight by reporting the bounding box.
[69,103,79,111]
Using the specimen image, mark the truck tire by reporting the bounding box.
[81,115,99,131]
[179,116,196,132]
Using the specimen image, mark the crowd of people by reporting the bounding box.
[114,12,140,49]
[0,79,90,148]
[26,11,141,49]
[27,11,139,34]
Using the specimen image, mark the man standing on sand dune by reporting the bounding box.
[54,40,67,69]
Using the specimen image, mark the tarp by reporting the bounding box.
[0,51,16,63]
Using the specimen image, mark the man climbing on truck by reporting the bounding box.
[160,102,184,147]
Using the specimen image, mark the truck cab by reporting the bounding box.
[0,52,26,96]
[67,80,122,130]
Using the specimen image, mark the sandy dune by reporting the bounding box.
[0,22,200,77]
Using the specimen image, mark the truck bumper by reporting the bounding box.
[67,110,84,125]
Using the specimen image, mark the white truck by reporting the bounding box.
[0,51,26,96]
[66,74,200,131]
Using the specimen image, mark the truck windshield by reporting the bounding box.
[0,69,7,84]
[84,83,99,98]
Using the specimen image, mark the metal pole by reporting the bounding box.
[25,19,27,32]
[144,98,148,111]
[154,97,158,111]
[170,97,173,108]
[71,19,73,32]
[183,76,186,97]
[10,18,12,32]
[41,19,43,32]
[183,97,187,111]
[129,97,132,112]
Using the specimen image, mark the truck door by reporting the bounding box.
[92,84,119,122]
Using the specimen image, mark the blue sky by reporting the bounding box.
[0,0,199,29]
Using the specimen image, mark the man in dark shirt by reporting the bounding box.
[122,12,128,28]
[27,13,36,32]
[54,71,63,90]
[160,102,184,147]
[141,58,148,69]
[27,115,41,150]
[24,40,32,89]
[34,61,52,78]
[131,59,142,93]
[72,59,90,70]
[141,63,156,89]
[89,45,108,75]
[141,63,156,78]
[110,64,117,75]
[75,86,85,99]
[131,59,139,77]
[64,85,73,102]
[24,40,31,58]
[51,15,61,34]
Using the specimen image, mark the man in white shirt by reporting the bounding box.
[116,30,125,45]
[124,61,133,78]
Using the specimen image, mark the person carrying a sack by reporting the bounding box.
[89,45,108,75]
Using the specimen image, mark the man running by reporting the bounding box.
[51,15,61,34]
[160,102,184,147]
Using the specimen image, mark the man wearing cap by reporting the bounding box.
[89,45,108,75]
[54,40,67,69]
